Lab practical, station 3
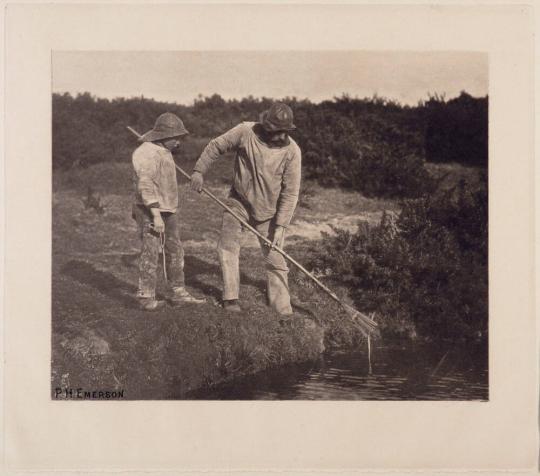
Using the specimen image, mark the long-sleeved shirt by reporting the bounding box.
[132,142,179,213]
[193,122,302,227]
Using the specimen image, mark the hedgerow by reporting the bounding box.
[52,92,487,199]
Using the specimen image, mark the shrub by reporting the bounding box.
[423,92,488,167]
[308,176,488,342]
[292,98,434,198]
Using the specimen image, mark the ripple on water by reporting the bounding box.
[190,341,489,400]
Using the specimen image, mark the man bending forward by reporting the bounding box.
[191,103,301,316]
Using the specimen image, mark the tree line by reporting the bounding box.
[53,92,487,199]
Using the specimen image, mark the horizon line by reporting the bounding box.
[52,89,488,108]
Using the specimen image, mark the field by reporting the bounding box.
[52,151,402,399]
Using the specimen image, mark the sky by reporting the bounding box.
[52,51,488,106]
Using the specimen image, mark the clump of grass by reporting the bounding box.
[82,186,105,214]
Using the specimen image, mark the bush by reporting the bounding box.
[292,98,434,198]
[308,176,488,342]
[423,92,488,167]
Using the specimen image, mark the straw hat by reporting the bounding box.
[139,113,189,142]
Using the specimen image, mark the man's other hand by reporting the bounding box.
[271,225,286,249]
[190,171,204,193]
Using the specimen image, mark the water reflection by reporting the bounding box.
[189,340,488,401]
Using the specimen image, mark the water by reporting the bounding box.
[190,341,488,400]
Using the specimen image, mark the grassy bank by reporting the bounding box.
[52,158,397,398]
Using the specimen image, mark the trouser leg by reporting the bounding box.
[163,212,185,289]
[217,199,248,301]
[134,206,160,299]
[256,220,293,315]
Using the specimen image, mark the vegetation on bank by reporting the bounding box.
[305,170,488,342]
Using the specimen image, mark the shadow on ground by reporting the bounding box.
[61,252,270,308]
[62,260,138,307]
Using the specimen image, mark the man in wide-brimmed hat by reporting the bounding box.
[132,112,204,311]
[190,102,301,315]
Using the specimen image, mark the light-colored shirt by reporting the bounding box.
[132,142,178,213]
[193,122,302,227]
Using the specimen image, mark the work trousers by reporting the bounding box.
[217,197,293,315]
[132,205,185,298]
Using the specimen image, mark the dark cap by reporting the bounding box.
[259,102,296,132]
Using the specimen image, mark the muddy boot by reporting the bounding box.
[222,299,242,313]
[170,286,205,305]
[138,298,166,311]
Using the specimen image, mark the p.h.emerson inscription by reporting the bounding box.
[54,388,126,400]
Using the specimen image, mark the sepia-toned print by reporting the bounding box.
[51,51,488,400]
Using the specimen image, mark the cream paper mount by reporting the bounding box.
[2,2,537,474]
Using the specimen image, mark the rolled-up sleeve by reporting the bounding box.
[133,154,160,208]
[193,123,245,175]
[275,148,302,227]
